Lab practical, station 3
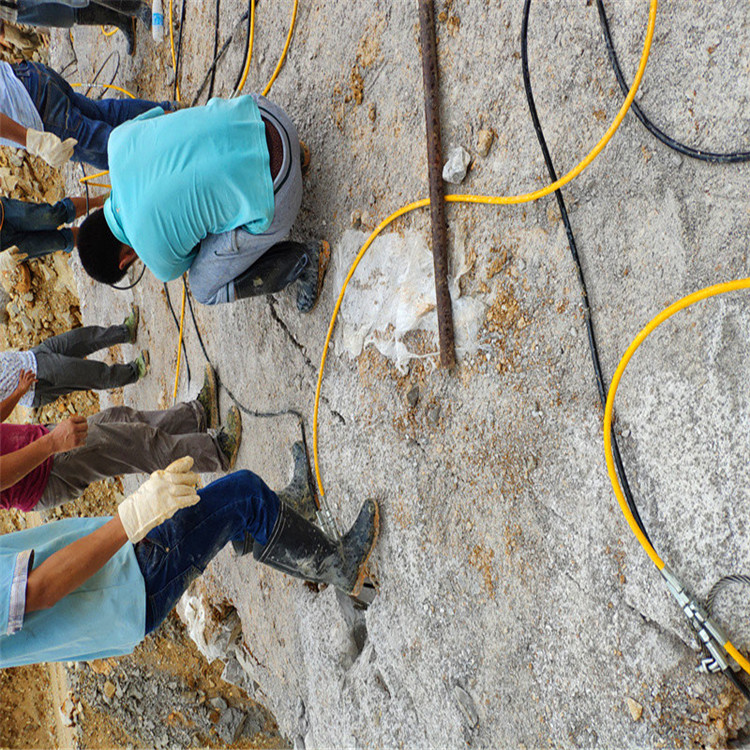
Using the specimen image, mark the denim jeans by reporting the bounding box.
[11,61,172,170]
[0,196,75,257]
[134,471,280,634]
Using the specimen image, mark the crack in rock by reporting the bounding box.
[268,299,346,425]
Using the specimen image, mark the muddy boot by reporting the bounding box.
[276,442,318,522]
[92,0,152,26]
[196,364,219,430]
[249,499,379,596]
[231,442,317,556]
[295,240,330,313]
[216,406,242,470]
[232,241,309,300]
[123,303,139,343]
[75,5,137,54]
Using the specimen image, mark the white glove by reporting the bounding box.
[118,456,200,543]
[26,129,77,169]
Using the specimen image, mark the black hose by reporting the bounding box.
[173,0,188,101]
[520,0,652,544]
[163,281,191,385]
[190,8,250,106]
[184,286,304,422]
[596,0,750,164]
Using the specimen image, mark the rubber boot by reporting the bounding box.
[240,499,379,596]
[232,241,309,300]
[277,442,318,522]
[231,442,317,555]
[91,0,152,26]
[295,240,330,313]
[75,5,136,53]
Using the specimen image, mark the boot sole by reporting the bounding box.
[222,406,242,470]
[349,500,380,597]
[298,241,331,314]
[201,364,220,430]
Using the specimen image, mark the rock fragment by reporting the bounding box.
[442,146,471,184]
[627,697,643,721]
[103,681,116,700]
[406,385,420,408]
[215,707,247,743]
[476,129,495,157]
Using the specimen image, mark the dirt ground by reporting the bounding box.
[3,0,750,748]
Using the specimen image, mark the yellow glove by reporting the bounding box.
[26,129,77,169]
[118,456,200,543]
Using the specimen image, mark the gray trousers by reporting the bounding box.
[38,401,227,509]
[32,324,137,407]
[188,94,304,305]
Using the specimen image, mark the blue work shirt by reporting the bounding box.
[104,96,275,282]
[0,518,146,668]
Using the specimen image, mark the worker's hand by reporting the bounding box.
[48,415,88,452]
[15,369,37,396]
[26,129,77,169]
[118,456,201,543]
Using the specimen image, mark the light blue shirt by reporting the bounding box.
[104,96,275,282]
[0,518,146,668]
[0,61,44,150]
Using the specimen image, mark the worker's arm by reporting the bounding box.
[0,416,88,491]
[0,113,28,147]
[70,194,106,219]
[25,516,128,612]
[25,457,200,612]
[0,370,37,423]
[0,115,77,167]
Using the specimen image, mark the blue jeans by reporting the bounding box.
[134,470,280,634]
[1,196,75,257]
[11,61,172,170]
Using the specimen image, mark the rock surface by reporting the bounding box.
[41,0,750,746]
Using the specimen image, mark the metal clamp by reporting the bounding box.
[660,566,731,674]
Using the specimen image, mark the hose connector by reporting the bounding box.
[660,566,731,674]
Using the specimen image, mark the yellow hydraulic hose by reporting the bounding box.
[100,25,118,37]
[602,277,750,677]
[79,170,110,183]
[72,82,137,99]
[312,0,659,498]
[169,0,181,103]
[233,0,256,96]
[261,0,298,97]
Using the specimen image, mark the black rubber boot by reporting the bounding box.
[240,499,379,596]
[295,240,330,313]
[92,0,152,25]
[276,442,318,522]
[232,241,309,300]
[75,5,137,53]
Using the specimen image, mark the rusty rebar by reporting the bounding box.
[418,0,456,369]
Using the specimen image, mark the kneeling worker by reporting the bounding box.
[76,95,329,309]
[0,456,379,667]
